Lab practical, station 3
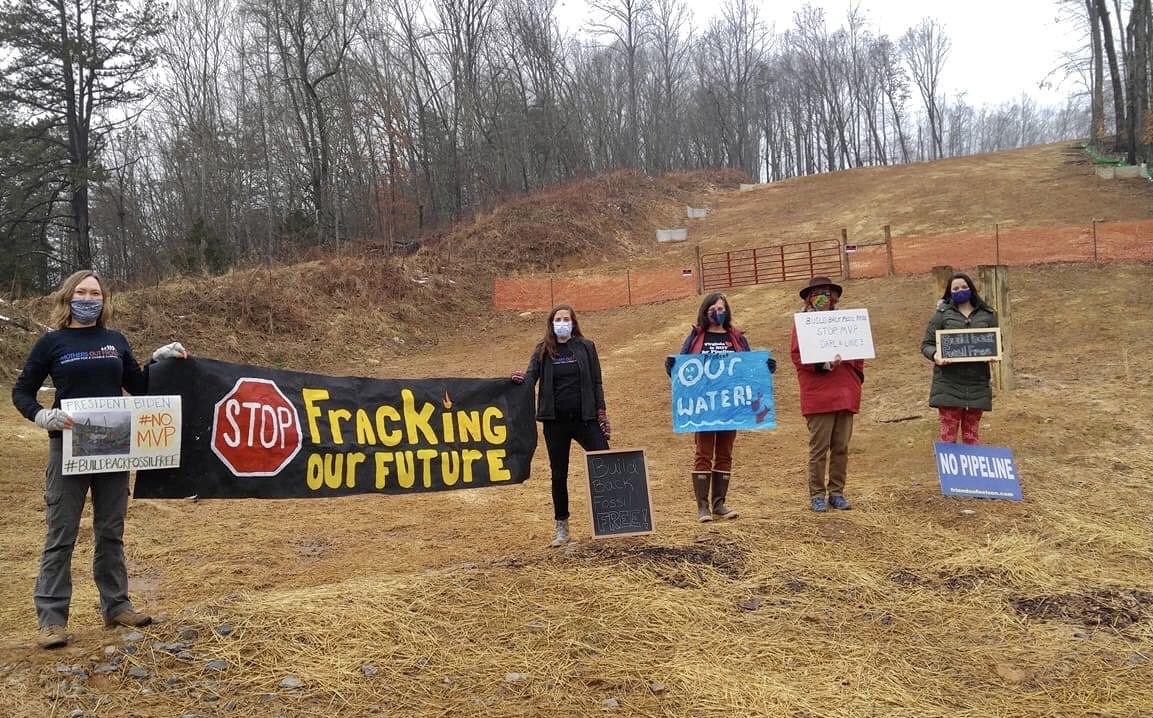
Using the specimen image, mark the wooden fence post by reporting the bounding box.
[1092,219,1099,265]
[841,227,850,279]
[977,264,1015,392]
[931,265,954,299]
[994,223,1000,266]
[695,245,703,294]
[884,224,894,276]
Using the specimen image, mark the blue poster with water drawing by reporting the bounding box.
[671,351,775,433]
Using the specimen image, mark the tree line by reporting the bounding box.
[0,0,1148,295]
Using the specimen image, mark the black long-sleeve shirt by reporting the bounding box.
[11,326,149,435]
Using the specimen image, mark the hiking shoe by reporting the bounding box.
[829,495,852,510]
[37,624,68,649]
[810,496,828,513]
[549,519,571,547]
[106,609,152,628]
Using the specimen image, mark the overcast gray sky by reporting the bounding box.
[558,0,1082,108]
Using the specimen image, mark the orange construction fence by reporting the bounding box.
[493,220,1152,312]
[847,219,1152,279]
[493,268,699,312]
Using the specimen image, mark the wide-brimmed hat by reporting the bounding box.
[799,276,843,299]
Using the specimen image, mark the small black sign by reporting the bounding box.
[936,328,1002,363]
[584,448,654,539]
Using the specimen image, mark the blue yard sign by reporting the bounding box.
[934,442,1023,501]
[671,351,775,433]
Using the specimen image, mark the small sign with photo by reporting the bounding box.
[61,396,182,475]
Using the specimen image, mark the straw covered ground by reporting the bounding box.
[0,146,1151,718]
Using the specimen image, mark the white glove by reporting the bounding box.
[34,408,71,431]
[152,341,187,361]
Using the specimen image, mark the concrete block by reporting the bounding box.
[656,228,688,242]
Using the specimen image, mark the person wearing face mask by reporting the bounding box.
[11,270,189,649]
[665,292,776,522]
[511,304,610,547]
[790,277,865,513]
[921,272,998,445]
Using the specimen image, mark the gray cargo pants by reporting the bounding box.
[35,437,133,627]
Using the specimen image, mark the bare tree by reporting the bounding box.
[1124,0,1151,163]
[900,18,950,160]
[1095,0,1129,149]
[587,0,652,168]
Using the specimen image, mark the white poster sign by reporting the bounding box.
[61,395,182,475]
[793,308,876,364]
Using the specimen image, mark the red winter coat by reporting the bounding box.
[790,325,864,416]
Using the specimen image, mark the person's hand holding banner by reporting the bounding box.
[152,342,188,361]
[510,371,525,384]
[35,408,72,431]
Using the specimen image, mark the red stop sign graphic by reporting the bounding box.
[210,378,303,476]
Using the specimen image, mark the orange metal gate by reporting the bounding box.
[699,239,843,291]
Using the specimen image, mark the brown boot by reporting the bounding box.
[37,624,69,649]
[711,472,739,519]
[692,472,713,522]
[106,609,152,628]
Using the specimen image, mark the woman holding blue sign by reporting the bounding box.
[11,270,188,649]
[921,272,998,445]
[789,277,865,513]
[511,304,610,547]
[666,293,776,523]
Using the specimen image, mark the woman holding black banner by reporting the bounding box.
[511,304,610,547]
[664,292,775,523]
[11,270,188,649]
[921,272,998,445]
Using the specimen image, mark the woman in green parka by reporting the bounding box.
[921,272,998,445]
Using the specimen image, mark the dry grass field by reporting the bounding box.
[0,143,1150,718]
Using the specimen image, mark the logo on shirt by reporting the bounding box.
[59,345,120,364]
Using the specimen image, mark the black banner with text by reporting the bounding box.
[135,358,537,499]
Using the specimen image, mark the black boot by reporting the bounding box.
[711,471,739,519]
[692,472,713,522]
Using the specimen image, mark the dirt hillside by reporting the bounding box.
[0,143,1150,718]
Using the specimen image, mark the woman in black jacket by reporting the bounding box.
[921,272,998,444]
[512,305,610,546]
[11,270,188,649]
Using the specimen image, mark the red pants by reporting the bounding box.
[938,407,982,444]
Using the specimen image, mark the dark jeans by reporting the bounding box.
[35,437,134,627]
[542,414,609,521]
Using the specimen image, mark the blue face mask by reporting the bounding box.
[70,299,103,324]
[553,320,573,339]
[951,289,972,305]
[708,309,727,326]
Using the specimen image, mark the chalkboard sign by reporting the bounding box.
[936,327,1002,363]
[584,448,655,539]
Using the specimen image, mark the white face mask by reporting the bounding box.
[553,320,573,339]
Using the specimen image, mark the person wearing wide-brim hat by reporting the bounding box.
[789,277,865,513]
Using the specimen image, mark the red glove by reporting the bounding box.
[597,409,611,442]
[510,371,525,384]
